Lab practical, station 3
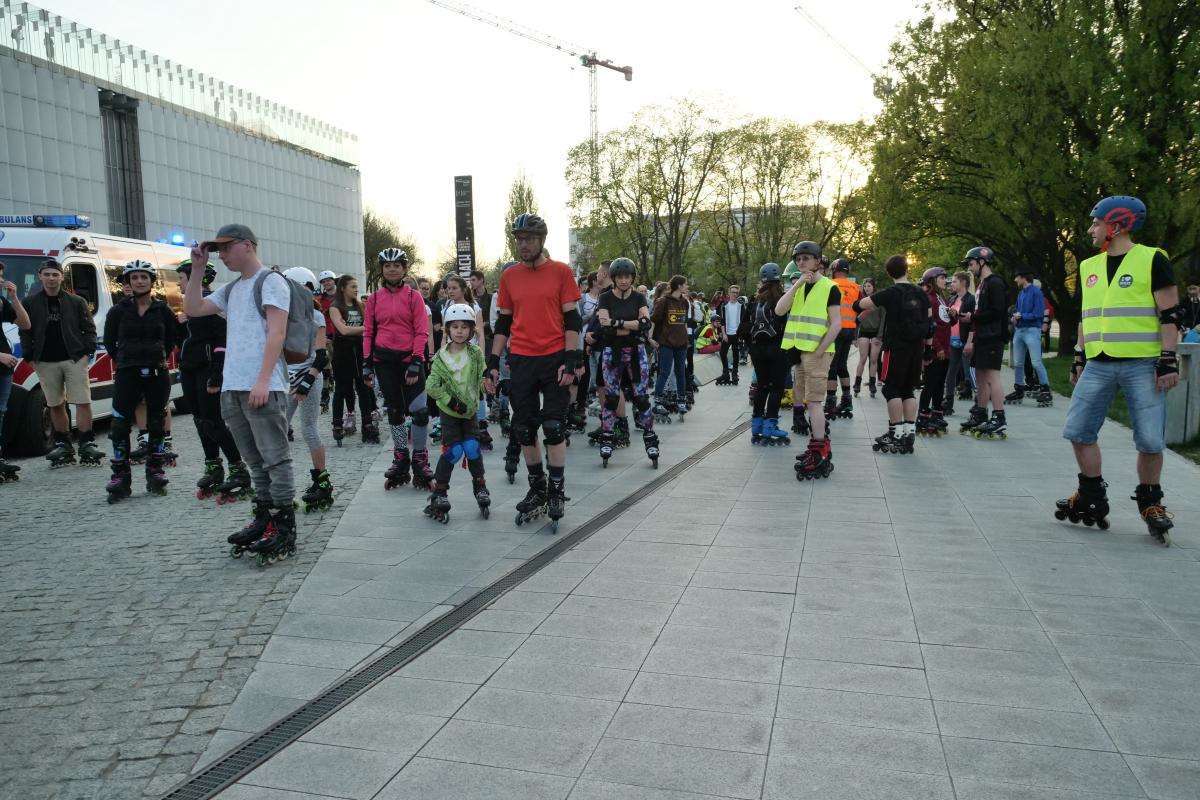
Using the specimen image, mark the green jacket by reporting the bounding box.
[426,343,485,419]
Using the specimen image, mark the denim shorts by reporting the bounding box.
[1062,357,1165,453]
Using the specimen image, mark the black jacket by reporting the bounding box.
[972,273,1008,344]
[103,298,177,370]
[18,290,96,362]
[179,292,227,387]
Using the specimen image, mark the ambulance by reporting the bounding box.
[0,214,195,455]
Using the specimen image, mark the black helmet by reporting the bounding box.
[830,258,851,275]
[792,241,822,259]
[609,257,637,278]
[511,213,548,237]
[177,259,217,286]
[961,245,995,265]
[759,262,781,282]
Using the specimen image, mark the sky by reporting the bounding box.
[43,0,923,274]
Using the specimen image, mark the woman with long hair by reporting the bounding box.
[745,264,791,444]
[854,278,882,398]
[329,274,378,445]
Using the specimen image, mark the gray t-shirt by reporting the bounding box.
[208,270,291,392]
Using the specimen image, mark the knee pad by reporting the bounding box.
[633,395,652,415]
[387,407,406,426]
[410,408,430,427]
[462,438,481,460]
[517,423,539,447]
[541,419,566,446]
[442,441,465,462]
[881,383,901,402]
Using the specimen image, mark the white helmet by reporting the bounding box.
[283,267,318,290]
[121,260,156,281]
[317,270,338,282]
[442,303,477,327]
[378,248,408,265]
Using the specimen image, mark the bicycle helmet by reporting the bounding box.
[442,303,477,327]
[609,257,637,278]
[792,241,822,259]
[511,213,548,237]
[176,259,217,286]
[830,258,851,275]
[317,270,338,282]
[283,267,318,291]
[961,246,995,265]
[1090,195,1146,233]
[783,263,801,282]
[378,248,409,265]
[122,260,156,281]
[759,262,781,282]
[921,266,948,284]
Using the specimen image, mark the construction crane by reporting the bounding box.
[793,3,893,97]
[427,0,632,150]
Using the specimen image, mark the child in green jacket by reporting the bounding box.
[423,303,489,521]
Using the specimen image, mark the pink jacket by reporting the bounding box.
[363,284,429,361]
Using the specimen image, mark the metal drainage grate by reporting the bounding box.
[163,414,749,800]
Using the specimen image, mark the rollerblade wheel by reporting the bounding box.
[507,474,515,484]
[229,545,243,559]
[1054,508,1067,521]
[650,458,658,469]
[480,507,490,519]
[1096,518,1110,531]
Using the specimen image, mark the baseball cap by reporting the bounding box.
[1015,267,1038,278]
[201,223,258,252]
[39,258,63,273]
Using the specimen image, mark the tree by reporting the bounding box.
[504,173,539,262]
[362,209,420,290]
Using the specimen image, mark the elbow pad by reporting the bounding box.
[493,313,512,337]
[1159,304,1186,327]
[311,348,328,372]
[563,308,583,333]
[638,317,652,334]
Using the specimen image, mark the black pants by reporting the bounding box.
[111,366,171,460]
[332,343,376,424]
[508,353,569,444]
[827,329,855,382]
[375,352,426,426]
[749,343,789,420]
[180,366,240,462]
[686,330,696,387]
[919,357,950,412]
[720,338,741,378]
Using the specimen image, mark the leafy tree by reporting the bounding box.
[504,173,539,262]
[362,209,419,290]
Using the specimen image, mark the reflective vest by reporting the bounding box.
[1079,243,1163,359]
[833,277,860,330]
[781,277,836,353]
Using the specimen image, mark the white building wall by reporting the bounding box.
[0,50,364,283]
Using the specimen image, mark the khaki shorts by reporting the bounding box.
[792,350,833,404]
[34,357,92,406]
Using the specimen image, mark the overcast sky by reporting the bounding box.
[45,0,922,273]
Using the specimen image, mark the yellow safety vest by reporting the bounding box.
[781,276,836,353]
[1079,243,1163,359]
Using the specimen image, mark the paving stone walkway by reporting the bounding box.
[213,365,1199,800]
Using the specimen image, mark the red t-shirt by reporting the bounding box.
[497,260,582,356]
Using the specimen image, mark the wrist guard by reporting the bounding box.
[493,313,512,337]
[406,359,423,380]
[1159,304,1186,327]
[291,369,317,396]
[1072,349,1086,372]
[1157,351,1179,378]
[637,317,653,334]
[448,396,468,415]
[311,347,328,372]
[563,349,583,373]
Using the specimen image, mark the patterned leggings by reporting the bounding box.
[601,344,654,433]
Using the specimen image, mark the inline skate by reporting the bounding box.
[228,500,272,558]
[715,372,733,386]
[429,416,441,444]
[1034,384,1053,408]
[823,393,838,421]
[478,420,494,452]
[791,406,810,436]
[546,476,566,533]
[145,451,170,497]
[643,431,660,469]
[343,410,357,436]
[332,421,345,447]
[750,417,764,445]
[972,412,1007,440]
[872,430,907,454]
[795,437,834,480]
[515,474,548,527]
[105,459,132,504]
[853,377,861,397]
[217,461,253,504]
[423,483,451,524]
[196,459,225,500]
[503,438,521,484]
[384,449,411,490]
[473,478,491,519]
[45,434,75,468]
[762,418,791,446]
[248,505,297,567]
[128,432,150,464]
[302,468,334,512]
[652,396,675,425]
[411,449,434,490]
[868,378,877,398]
[613,417,631,448]
[161,435,178,468]
[361,419,381,445]
[77,433,104,466]
[567,407,586,433]
[1005,385,1025,405]
[599,432,615,468]
[0,460,20,483]
[959,406,987,435]
[1055,474,1110,530]
[832,394,854,420]
[1133,484,1173,546]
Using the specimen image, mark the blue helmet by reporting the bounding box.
[759,262,781,282]
[1090,195,1146,233]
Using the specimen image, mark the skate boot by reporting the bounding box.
[411,449,434,490]
[45,434,76,468]
[77,433,104,466]
[675,396,688,422]
[791,406,810,436]
[588,426,606,447]
[763,418,791,446]
[332,420,345,447]
[586,398,600,419]
[478,421,495,452]
[228,499,272,558]
[1005,385,1026,405]
[916,411,934,437]
[515,474,548,527]
[751,417,765,445]
[958,384,973,401]
[249,505,298,567]
[652,397,674,425]
[835,394,853,419]
[1035,384,1053,408]
[567,407,586,433]
[897,429,916,454]
[429,416,441,444]
[795,437,834,480]
[599,433,615,468]
[1055,474,1110,531]
[218,461,254,504]
[715,372,729,386]
[196,459,225,500]
[343,410,357,436]
[959,406,988,435]
[473,478,491,519]
[361,419,381,444]
[301,468,334,513]
[929,410,948,436]
[423,483,451,524]
[731,372,739,386]
[1133,484,1174,546]
[868,378,877,398]
[853,377,862,397]
[0,460,20,483]
[872,430,902,454]
[503,439,521,484]
[973,411,1007,440]
[105,459,132,503]
[643,431,660,469]
[546,477,566,533]
[614,418,631,448]
[823,393,838,421]
[384,449,411,490]
[128,432,150,464]
[145,450,170,496]
[160,435,178,468]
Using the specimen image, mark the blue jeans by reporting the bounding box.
[1012,326,1048,386]
[1063,358,1165,454]
[654,345,688,397]
[0,372,12,442]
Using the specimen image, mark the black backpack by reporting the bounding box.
[891,284,931,343]
[749,301,779,343]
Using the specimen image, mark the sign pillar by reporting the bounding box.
[454,176,475,279]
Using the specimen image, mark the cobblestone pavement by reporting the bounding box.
[0,410,387,800]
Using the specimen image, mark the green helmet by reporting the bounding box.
[782,263,801,282]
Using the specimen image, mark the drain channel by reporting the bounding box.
[163,415,749,800]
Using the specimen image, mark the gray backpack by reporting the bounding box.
[230,270,317,364]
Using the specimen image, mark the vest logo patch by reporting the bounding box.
[1118,275,1133,288]
[1086,274,1099,287]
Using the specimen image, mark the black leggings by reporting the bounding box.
[919,357,950,412]
[749,343,789,420]
[720,337,741,376]
[827,329,855,382]
[111,366,170,461]
[332,343,376,424]
[180,367,240,462]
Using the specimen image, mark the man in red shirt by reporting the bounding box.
[487,214,582,530]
